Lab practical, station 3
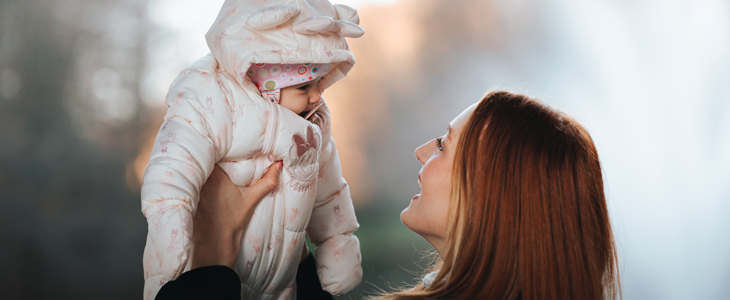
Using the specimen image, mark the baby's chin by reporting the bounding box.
[278,104,305,116]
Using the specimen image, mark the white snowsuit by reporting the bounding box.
[141,1,364,299]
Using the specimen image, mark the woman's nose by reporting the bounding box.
[414,140,433,164]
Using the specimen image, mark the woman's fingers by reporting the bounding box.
[238,161,282,208]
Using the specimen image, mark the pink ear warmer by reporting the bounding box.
[248,63,331,103]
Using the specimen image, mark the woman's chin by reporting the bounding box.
[400,194,420,226]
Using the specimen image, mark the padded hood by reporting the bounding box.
[205,0,364,91]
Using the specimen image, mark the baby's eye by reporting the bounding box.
[436,137,444,151]
[297,84,309,91]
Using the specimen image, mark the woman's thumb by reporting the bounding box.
[244,161,282,201]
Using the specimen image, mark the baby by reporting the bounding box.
[249,62,330,119]
[140,1,365,299]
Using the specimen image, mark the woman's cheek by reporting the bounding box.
[420,165,451,237]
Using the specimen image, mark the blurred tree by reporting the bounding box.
[0,0,150,298]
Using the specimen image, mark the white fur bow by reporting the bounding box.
[293,16,365,38]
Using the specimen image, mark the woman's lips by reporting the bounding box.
[417,173,422,188]
[412,194,420,201]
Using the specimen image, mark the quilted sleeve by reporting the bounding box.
[141,70,236,281]
[304,102,363,295]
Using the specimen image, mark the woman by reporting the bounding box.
[385,90,620,299]
[159,90,621,300]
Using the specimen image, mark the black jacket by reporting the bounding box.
[156,252,334,300]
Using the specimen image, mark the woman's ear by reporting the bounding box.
[246,4,301,30]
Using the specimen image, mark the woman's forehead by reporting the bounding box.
[449,102,477,133]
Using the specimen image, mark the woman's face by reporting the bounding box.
[401,103,476,254]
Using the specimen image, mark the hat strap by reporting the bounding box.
[261,89,281,103]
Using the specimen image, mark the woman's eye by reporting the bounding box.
[436,137,444,151]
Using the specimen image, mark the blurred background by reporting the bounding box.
[1,0,729,298]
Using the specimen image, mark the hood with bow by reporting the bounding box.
[205,0,364,93]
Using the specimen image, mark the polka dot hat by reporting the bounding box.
[248,63,331,103]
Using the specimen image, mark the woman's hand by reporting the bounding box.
[191,161,283,269]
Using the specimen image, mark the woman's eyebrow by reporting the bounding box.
[445,125,452,141]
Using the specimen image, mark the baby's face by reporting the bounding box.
[279,77,323,115]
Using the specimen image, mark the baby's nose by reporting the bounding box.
[311,92,322,103]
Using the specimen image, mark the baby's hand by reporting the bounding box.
[306,100,331,142]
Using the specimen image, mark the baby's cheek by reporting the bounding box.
[284,96,307,114]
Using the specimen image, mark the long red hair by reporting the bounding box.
[377,91,620,300]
